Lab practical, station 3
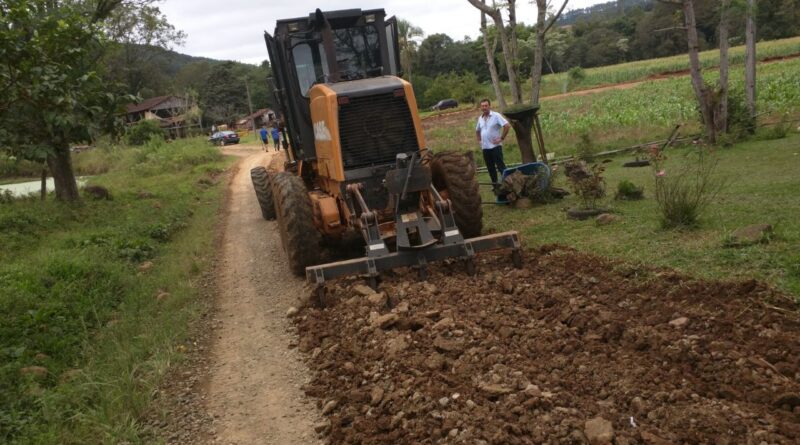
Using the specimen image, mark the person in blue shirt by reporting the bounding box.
[259,125,268,150]
[475,98,511,186]
[271,127,281,151]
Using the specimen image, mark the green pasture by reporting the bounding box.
[479,134,800,298]
[0,138,232,444]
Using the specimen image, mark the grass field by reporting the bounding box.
[0,138,231,443]
[477,134,800,298]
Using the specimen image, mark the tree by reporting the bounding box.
[199,62,250,126]
[479,2,506,110]
[397,19,424,82]
[744,0,756,125]
[467,0,523,105]
[0,0,133,201]
[531,0,569,105]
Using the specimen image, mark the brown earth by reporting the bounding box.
[294,246,800,444]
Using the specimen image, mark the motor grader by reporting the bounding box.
[251,8,521,294]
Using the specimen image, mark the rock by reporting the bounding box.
[584,417,614,445]
[433,335,465,354]
[478,382,514,395]
[729,223,772,246]
[385,336,409,357]
[367,292,387,307]
[631,396,646,413]
[353,284,375,297]
[466,399,476,409]
[433,317,455,330]
[668,317,689,328]
[156,290,170,302]
[34,353,50,361]
[394,301,410,313]
[313,421,329,434]
[438,397,450,407]
[640,431,674,445]
[596,213,619,225]
[524,384,542,398]
[20,366,48,378]
[138,261,154,273]
[322,400,338,415]
[371,313,399,329]
[424,353,446,371]
[286,306,299,317]
[370,386,384,405]
[514,198,533,209]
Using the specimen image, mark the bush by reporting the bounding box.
[651,148,725,228]
[564,159,606,209]
[126,120,165,146]
[576,132,596,161]
[615,179,644,200]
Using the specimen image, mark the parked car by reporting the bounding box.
[431,99,458,111]
[209,130,240,146]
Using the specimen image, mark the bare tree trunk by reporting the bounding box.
[481,6,507,110]
[40,166,47,201]
[531,0,569,105]
[745,0,757,128]
[507,0,519,68]
[716,0,730,134]
[683,0,716,144]
[47,139,81,202]
[467,0,522,104]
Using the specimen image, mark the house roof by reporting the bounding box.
[240,108,272,121]
[126,95,182,114]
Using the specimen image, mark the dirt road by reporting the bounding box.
[204,143,321,444]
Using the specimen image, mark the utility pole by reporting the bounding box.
[245,78,257,141]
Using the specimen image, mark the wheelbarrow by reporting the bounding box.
[480,162,552,205]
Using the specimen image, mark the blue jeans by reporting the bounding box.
[482,146,506,184]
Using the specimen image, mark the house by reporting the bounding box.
[125,95,201,139]
[236,108,277,131]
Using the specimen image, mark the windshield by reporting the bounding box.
[291,24,383,95]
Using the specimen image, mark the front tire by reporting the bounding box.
[250,166,276,220]
[430,151,483,238]
[271,172,321,276]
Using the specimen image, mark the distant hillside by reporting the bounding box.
[559,0,653,25]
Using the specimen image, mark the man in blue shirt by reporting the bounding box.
[475,98,511,185]
[271,127,280,151]
[259,125,268,150]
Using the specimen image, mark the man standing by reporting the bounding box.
[259,125,269,150]
[271,126,281,151]
[475,98,511,185]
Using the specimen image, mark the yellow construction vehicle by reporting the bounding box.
[251,8,521,296]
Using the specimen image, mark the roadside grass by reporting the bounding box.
[477,134,800,298]
[426,57,800,165]
[0,137,233,444]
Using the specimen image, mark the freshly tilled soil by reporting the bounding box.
[294,245,800,444]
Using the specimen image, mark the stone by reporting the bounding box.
[286,306,299,317]
[34,353,50,361]
[385,336,409,357]
[370,386,384,405]
[729,223,772,246]
[353,284,375,297]
[596,213,619,226]
[466,399,476,409]
[433,317,455,330]
[322,400,338,415]
[640,431,674,445]
[478,382,514,395]
[138,261,154,273]
[584,417,614,445]
[438,397,450,407]
[371,313,398,329]
[20,366,48,378]
[424,353,446,371]
[514,198,533,209]
[367,292,387,307]
[524,384,542,398]
[668,317,689,328]
[156,290,170,302]
[433,336,465,354]
[394,301,410,313]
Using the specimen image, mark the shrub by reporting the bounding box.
[126,120,165,146]
[576,132,596,161]
[651,147,725,228]
[564,159,606,209]
[615,179,644,200]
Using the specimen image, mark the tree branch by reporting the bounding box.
[543,0,569,35]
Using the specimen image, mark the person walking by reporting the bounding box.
[475,98,510,186]
[259,125,269,150]
[271,126,281,151]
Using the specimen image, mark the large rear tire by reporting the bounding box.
[271,172,321,276]
[250,166,276,220]
[430,151,483,238]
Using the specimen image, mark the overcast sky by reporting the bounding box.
[160,0,606,65]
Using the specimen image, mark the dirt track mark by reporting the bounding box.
[204,144,321,444]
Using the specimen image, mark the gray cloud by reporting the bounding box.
[160,0,603,65]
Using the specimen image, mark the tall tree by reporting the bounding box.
[200,62,249,126]
[531,0,569,105]
[397,19,424,82]
[0,0,131,201]
[479,2,506,110]
[467,0,523,105]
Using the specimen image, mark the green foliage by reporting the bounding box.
[652,148,726,229]
[564,159,607,210]
[422,72,483,108]
[126,120,165,146]
[568,67,587,86]
[576,133,597,161]
[615,179,645,200]
[0,137,227,442]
